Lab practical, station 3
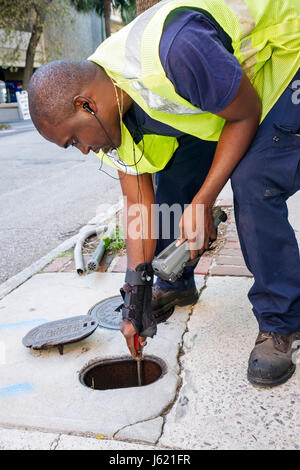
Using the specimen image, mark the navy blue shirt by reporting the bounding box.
[123,9,242,141]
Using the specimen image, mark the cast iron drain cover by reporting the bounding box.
[88,295,175,330]
[88,295,123,330]
[22,315,98,355]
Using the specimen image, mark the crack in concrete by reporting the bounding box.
[112,416,186,449]
[156,275,209,445]
[112,416,162,445]
[50,433,61,450]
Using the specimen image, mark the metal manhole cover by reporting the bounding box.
[22,315,98,355]
[88,296,176,330]
[88,295,123,330]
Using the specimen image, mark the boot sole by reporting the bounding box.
[155,306,175,324]
[247,363,296,388]
[153,291,199,322]
[153,291,199,313]
[176,292,200,307]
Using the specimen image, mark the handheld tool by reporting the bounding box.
[134,333,143,387]
[152,206,227,282]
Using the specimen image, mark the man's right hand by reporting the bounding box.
[120,320,147,358]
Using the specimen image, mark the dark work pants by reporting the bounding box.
[155,69,300,334]
[231,70,300,334]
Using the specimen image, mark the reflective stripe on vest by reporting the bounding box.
[225,0,255,38]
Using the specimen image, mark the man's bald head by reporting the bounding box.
[27,59,132,156]
[28,60,101,128]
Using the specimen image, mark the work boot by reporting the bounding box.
[247,331,300,388]
[152,283,199,323]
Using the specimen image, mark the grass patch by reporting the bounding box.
[55,250,72,258]
[103,225,126,253]
[0,124,11,130]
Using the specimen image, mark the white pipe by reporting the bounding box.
[87,223,116,272]
[74,225,107,275]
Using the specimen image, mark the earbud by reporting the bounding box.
[83,102,95,115]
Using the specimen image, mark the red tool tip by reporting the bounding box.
[134,333,140,351]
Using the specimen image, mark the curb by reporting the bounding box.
[0,199,123,301]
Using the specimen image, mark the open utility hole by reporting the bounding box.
[80,356,166,390]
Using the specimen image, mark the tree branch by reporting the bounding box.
[22,3,50,89]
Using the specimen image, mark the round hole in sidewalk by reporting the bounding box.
[79,356,166,390]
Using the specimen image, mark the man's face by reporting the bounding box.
[39,106,122,155]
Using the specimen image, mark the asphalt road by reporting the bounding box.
[0,120,121,284]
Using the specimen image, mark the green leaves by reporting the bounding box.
[114,0,136,24]
[71,0,136,24]
[103,225,126,253]
[71,0,97,14]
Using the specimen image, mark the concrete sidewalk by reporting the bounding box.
[0,192,299,450]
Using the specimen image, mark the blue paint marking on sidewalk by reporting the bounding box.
[0,319,47,332]
[0,383,33,398]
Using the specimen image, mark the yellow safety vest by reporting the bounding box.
[89,0,300,174]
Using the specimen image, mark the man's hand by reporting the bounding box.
[120,320,147,358]
[176,202,217,260]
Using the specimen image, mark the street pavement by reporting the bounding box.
[0,120,121,284]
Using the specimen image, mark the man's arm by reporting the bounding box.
[119,171,156,269]
[118,171,157,357]
[177,72,262,258]
[195,72,261,205]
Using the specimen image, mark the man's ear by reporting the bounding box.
[73,95,97,114]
